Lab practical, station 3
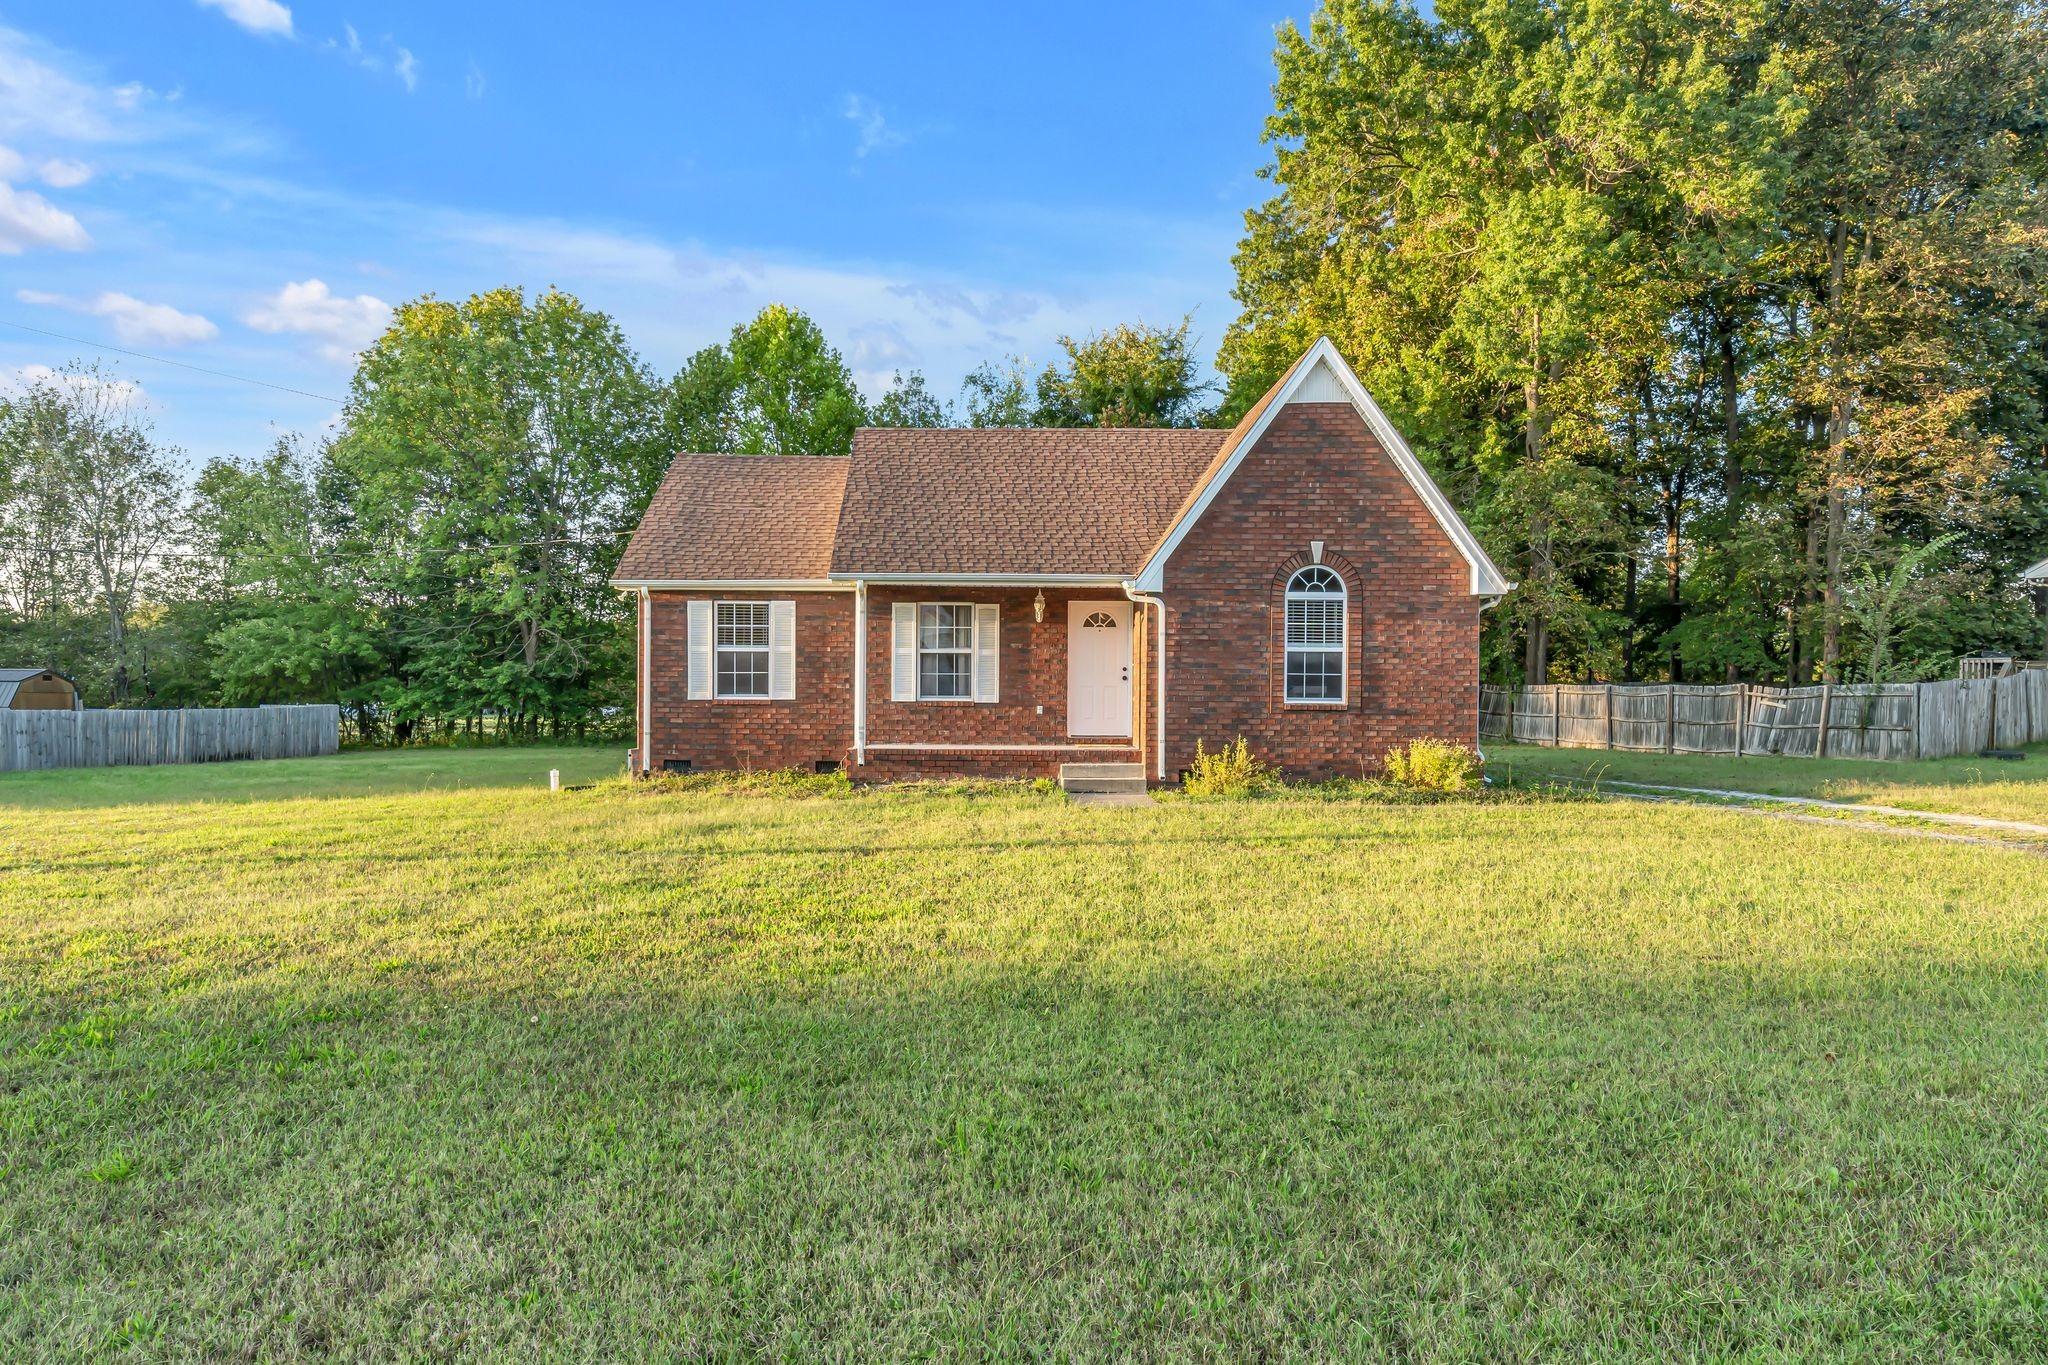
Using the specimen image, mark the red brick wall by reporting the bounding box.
[645,590,853,772]
[860,587,1139,748]
[1160,401,1482,780]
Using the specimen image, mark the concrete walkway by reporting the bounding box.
[1601,780,2048,836]
[1067,791,1158,809]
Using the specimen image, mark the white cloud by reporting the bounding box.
[464,61,486,100]
[9,362,149,408]
[2,142,95,187]
[242,278,390,360]
[196,0,294,39]
[327,25,416,91]
[0,180,90,253]
[842,94,907,159]
[18,288,219,345]
[38,157,92,188]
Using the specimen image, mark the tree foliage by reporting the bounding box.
[1223,0,2048,685]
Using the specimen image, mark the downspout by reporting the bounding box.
[638,586,652,775]
[853,580,867,767]
[1475,592,1504,763]
[1124,583,1166,781]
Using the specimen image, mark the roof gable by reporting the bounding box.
[2022,556,2048,583]
[1132,338,1511,597]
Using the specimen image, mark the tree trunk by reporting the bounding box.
[1664,470,1686,683]
[1719,319,1741,513]
[1622,554,1638,682]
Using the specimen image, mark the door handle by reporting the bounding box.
[1121,667,1129,680]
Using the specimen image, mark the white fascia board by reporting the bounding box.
[608,578,851,592]
[827,572,1129,586]
[2021,557,2048,584]
[1133,336,1513,598]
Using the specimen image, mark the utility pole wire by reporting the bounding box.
[1,319,348,405]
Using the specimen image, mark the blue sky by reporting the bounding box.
[0,1,1299,465]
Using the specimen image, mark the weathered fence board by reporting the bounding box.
[1479,674,2047,762]
[0,704,339,774]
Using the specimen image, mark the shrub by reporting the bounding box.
[1382,738,1480,792]
[1182,738,1278,797]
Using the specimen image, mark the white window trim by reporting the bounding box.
[1283,566,1347,706]
[714,600,772,700]
[915,601,977,701]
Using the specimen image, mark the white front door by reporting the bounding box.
[1067,601,1133,737]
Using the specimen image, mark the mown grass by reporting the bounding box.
[0,742,627,810]
[3,750,2046,1358]
[1488,740,2048,825]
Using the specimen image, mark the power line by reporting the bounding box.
[1,319,347,405]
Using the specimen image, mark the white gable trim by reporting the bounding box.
[2021,557,2048,584]
[1132,337,1512,598]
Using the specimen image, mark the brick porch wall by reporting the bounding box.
[1161,401,1482,781]
[644,590,854,773]
[858,586,1144,761]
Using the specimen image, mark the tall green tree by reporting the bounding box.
[1035,318,1213,427]
[665,304,867,455]
[330,286,664,736]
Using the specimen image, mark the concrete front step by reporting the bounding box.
[1059,762,1147,795]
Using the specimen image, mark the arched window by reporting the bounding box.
[1284,565,1346,703]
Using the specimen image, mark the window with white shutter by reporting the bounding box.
[973,603,999,702]
[891,602,917,701]
[686,600,713,700]
[768,600,796,700]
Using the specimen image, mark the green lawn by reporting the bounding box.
[4,751,2046,1357]
[1488,740,2048,825]
[0,743,626,809]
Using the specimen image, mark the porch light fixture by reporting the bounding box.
[1033,589,1046,623]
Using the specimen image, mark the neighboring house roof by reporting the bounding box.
[827,427,1225,578]
[2022,556,2048,583]
[613,454,849,584]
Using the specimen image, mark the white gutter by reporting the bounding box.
[609,578,848,592]
[852,580,867,766]
[638,586,651,775]
[1123,582,1167,782]
[827,572,1128,587]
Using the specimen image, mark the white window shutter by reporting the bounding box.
[891,602,917,701]
[973,603,1000,703]
[768,600,796,700]
[686,600,713,700]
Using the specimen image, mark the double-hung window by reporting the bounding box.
[890,600,999,703]
[917,603,975,700]
[714,601,771,699]
[1284,565,1346,703]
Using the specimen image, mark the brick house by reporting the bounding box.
[612,338,1510,785]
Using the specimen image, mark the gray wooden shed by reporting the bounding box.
[0,668,81,711]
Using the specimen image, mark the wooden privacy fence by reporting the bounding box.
[0,704,340,773]
[1479,671,2048,761]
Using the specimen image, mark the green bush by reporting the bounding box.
[1182,738,1278,797]
[1382,738,1481,792]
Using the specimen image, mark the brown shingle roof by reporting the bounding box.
[828,427,1226,576]
[613,454,848,582]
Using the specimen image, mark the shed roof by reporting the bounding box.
[2021,556,2048,583]
[0,667,75,708]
